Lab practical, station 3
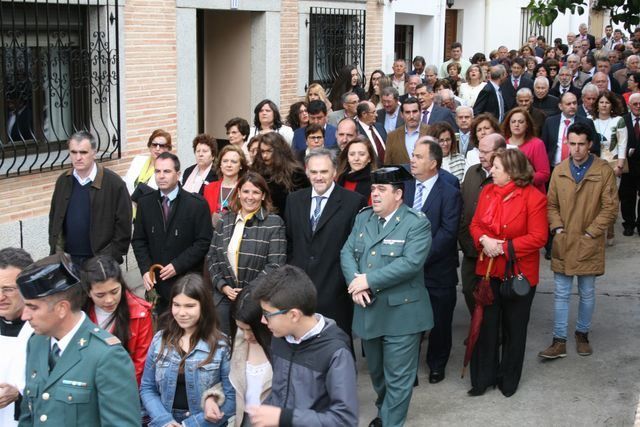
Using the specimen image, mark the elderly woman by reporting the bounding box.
[465,113,502,169]
[428,122,466,182]
[458,64,486,107]
[247,99,294,145]
[226,117,251,153]
[336,136,378,203]
[203,144,248,224]
[206,171,286,334]
[469,148,548,398]
[502,107,550,194]
[182,134,218,195]
[251,132,309,215]
[124,129,172,197]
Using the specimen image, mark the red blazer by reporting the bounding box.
[470,183,548,285]
[203,180,223,214]
[88,291,153,384]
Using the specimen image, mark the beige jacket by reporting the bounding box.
[547,156,618,276]
[229,331,272,425]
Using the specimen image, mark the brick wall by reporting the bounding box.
[0,0,178,225]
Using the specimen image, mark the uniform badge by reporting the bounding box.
[78,338,87,347]
[105,336,121,346]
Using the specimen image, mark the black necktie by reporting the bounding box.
[378,217,386,234]
[49,342,60,371]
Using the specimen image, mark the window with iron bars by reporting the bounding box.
[307,7,366,98]
[0,1,121,177]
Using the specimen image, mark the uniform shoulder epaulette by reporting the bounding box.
[407,208,426,218]
[358,205,373,214]
[89,326,121,346]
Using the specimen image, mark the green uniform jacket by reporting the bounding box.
[19,317,140,427]
[340,204,434,339]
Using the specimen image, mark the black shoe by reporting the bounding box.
[467,387,486,397]
[544,250,552,260]
[623,228,635,236]
[429,371,445,384]
[368,417,382,427]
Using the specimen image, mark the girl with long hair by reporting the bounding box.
[82,255,153,384]
[247,99,294,145]
[140,274,235,426]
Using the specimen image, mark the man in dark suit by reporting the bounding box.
[292,100,337,152]
[550,66,582,100]
[284,148,366,336]
[576,83,598,119]
[399,74,422,103]
[541,92,599,170]
[132,152,213,314]
[377,86,405,133]
[516,88,547,137]
[473,64,507,123]
[500,58,533,111]
[584,58,623,94]
[403,137,461,384]
[416,83,458,129]
[620,93,640,236]
[356,101,388,166]
[577,23,596,50]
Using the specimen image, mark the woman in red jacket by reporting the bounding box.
[469,148,548,398]
[82,255,153,385]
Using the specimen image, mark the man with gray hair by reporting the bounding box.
[533,76,561,117]
[455,106,474,155]
[516,88,547,136]
[327,91,360,127]
[473,64,507,122]
[48,131,132,265]
[613,54,639,87]
[284,148,366,336]
[577,83,599,119]
[566,54,590,88]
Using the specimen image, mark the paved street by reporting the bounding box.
[355,227,640,426]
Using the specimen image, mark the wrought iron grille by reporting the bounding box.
[0,0,121,177]
[520,7,553,48]
[307,7,366,92]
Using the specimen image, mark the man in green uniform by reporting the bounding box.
[341,167,433,427]
[17,253,140,426]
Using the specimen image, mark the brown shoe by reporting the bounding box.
[575,331,593,356]
[538,338,567,359]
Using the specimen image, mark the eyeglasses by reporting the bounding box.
[150,143,170,149]
[0,286,18,296]
[438,138,452,144]
[262,308,290,319]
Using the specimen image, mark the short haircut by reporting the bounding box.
[356,101,373,118]
[401,97,420,113]
[534,76,549,88]
[0,247,33,270]
[415,83,433,93]
[581,83,599,96]
[215,144,248,180]
[147,129,172,149]
[304,123,325,140]
[253,265,317,315]
[456,105,473,117]
[381,86,400,100]
[341,91,357,105]
[191,133,218,158]
[46,283,87,312]
[583,55,597,68]
[413,55,426,66]
[490,65,506,80]
[537,35,546,42]
[567,122,593,142]
[304,147,337,169]
[490,148,534,187]
[559,91,577,104]
[225,117,250,141]
[511,57,525,68]
[516,87,533,98]
[156,151,180,172]
[425,65,438,75]
[307,100,327,116]
[450,42,462,50]
[69,130,97,150]
[417,136,444,169]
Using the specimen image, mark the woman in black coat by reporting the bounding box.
[181,134,218,195]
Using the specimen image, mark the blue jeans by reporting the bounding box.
[553,273,596,339]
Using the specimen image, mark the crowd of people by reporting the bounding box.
[1,22,639,427]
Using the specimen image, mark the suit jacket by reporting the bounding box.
[533,94,561,117]
[19,316,140,426]
[376,108,405,131]
[403,177,462,288]
[501,75,534,111]
[384,124,430,165]
[181,164,217,196]
[340,204,434,339]
[426,105,458,130]
[473,81,502,121]
[571,71,591,89]
[327,110,350,127]
[357,121,388,143]
[541,114,600,167]
[284,186,366,334]
[291,124,338,152]
[549,83,582,100]
[132,188,213,301]
[623,113,640,175]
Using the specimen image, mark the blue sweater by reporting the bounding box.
[64,178,92,257]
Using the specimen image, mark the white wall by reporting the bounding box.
[381,0,445,72]
[449,0,485,61]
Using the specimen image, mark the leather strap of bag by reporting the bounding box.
[507,240,521,276]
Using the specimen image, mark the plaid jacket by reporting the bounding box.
[207,208,286,305]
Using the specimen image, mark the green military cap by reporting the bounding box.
[17,253,80,299]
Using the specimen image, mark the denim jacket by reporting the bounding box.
[140,331,235,427]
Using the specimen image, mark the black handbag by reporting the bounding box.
[500,240,531,299]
